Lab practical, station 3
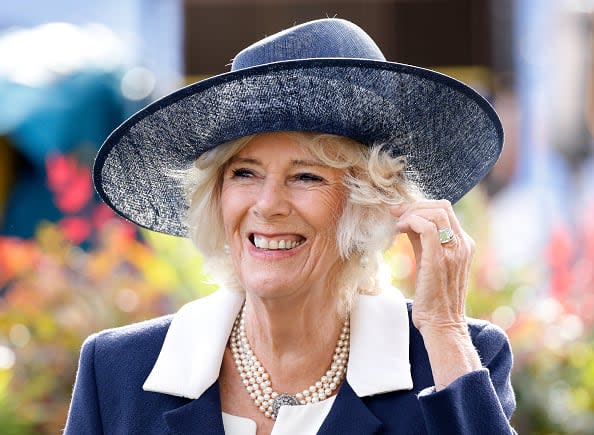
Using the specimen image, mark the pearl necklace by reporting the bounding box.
[230,305,350,420]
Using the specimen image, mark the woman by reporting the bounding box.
[66,18,515,434]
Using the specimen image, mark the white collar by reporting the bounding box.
[143,288,412,398]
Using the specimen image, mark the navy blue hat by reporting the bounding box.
[94,18,503,237]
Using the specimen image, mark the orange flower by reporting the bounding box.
[0,237,40,286]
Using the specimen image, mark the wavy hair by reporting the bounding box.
[177,132,424,316]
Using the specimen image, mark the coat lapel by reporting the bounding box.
[317,380,383,435]
[163,382,225,435]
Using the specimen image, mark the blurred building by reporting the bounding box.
[184,0,510,79]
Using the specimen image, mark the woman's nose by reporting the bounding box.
[253,178,291,218]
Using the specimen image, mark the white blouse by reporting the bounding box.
[143,288,413,434]
[222,396,335,435]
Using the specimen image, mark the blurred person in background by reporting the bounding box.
[65,18,515,434]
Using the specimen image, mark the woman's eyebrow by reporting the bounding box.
[290,159,328,168]
[229,157,260,165]
[229,157,327,168]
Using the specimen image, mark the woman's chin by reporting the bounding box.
[243,281,300,301]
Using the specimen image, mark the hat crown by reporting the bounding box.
[231,18,386,71]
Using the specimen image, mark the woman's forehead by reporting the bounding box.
[234,132,319,161]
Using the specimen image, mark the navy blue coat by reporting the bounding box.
[65,303,516,434]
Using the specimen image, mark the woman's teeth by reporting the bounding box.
[253,235,303,250]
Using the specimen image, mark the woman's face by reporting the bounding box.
[221,132,347,301]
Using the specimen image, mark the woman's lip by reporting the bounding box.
[249,231,306,239]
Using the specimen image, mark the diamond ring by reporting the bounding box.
[438,228,455,244]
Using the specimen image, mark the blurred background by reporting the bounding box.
[0,0,593,433]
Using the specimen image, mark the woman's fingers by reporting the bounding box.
[395,211,444,245]
[393,204,459,248]
[391,199,473,263]
[391,201,475,254]
[395,213,443,261]
[391,199,462,235]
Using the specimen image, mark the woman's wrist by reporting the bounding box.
[420,323,483,391]
[414,312,469,337]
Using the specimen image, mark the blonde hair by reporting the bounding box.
[179,132,424,315]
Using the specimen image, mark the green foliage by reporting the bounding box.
[0,371,35,435]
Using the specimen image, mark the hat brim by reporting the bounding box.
[94,58,503,237]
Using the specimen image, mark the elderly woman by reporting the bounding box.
[65,18,515,434]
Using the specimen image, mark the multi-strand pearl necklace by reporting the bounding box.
[230,305,350,420]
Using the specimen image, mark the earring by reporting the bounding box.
[223,244,230,255]
[359,254,369,268]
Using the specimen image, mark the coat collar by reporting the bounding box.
[143,288,244,399]
[143,287,412,399]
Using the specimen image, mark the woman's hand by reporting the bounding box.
[390,199,474,333]
[390,199,482,389]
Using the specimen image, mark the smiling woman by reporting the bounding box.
[66,18,516,435]
[183,131,420,316]
[221,133,346,300]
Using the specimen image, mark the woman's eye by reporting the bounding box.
[296,173,324,182]
[231,168,254,178]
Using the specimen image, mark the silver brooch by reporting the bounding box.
[271,393,301,419]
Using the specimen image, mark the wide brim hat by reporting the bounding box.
[94,18,503,237]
